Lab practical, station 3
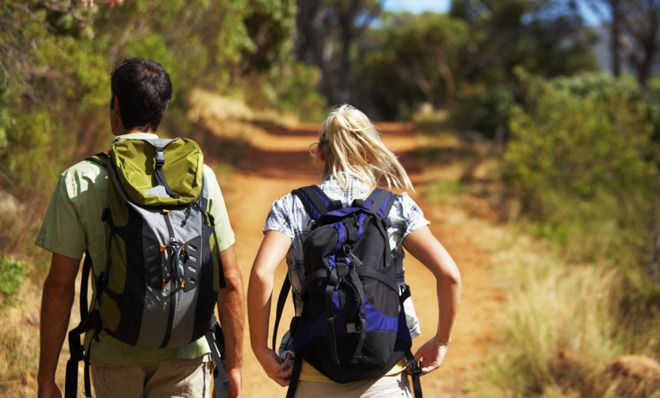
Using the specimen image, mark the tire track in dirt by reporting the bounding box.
[205,121,502,397]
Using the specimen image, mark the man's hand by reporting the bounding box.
[225,367,242,398]
[412,337,448,375]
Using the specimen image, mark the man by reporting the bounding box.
[36,58,244,398]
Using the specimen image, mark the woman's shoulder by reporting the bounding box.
[271,190,307,209]
[268,190,311,222]
[392,191,419,209]
[389,191,428,224]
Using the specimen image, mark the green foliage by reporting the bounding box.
[451,0,597,80]
[0,0,322,196]
[356,13,469,119]
[0,257,27,305]
[267,62,327,121]
[448,84,515,138]
[240,0,326,118]
[447,0,598,136]
[0,0,327,268]
[504,72,659,269]
[0,1,108,197]
[426,180,466,201]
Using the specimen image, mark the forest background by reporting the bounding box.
[0,0,659,396]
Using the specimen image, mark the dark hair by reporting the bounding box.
[110,58,172,132]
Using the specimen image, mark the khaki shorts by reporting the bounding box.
[91,356,212,398]
[294,371,412,398]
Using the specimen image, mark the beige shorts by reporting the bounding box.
[91,356,212,398]
[294,372,412,398]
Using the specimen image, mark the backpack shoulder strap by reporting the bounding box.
[291,185,340,221]
[65,251,97,398]
[362,188,397,218]
[86,151,110,168]
[272,276,291,350]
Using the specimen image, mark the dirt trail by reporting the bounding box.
[205,120,502,397]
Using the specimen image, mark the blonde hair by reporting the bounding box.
[317,104,413,191]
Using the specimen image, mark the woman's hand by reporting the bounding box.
[412,337,448,375]
[255,348,294,386]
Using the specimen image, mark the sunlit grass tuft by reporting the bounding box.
[475,256,659,397]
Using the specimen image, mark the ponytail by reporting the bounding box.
[319,104,413,191]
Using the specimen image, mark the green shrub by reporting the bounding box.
[271,62,327,122]
[0,257,27,305]
[448,84,516,139]
[504,72,659,269]
[412,110,449,135]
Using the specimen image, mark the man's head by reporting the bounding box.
[110,58,172,134]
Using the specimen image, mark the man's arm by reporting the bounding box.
[38,253,81,398]
[217,245,244,398]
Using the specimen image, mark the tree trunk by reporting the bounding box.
[611,0,622,77]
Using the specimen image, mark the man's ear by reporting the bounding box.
[113,96,120,115]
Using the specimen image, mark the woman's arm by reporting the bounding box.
[247,230,294,386]
[403,226,462,374]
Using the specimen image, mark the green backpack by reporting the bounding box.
[65,137,229,398]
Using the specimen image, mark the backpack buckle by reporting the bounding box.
[155,150,165,168]
[409,358,423,376]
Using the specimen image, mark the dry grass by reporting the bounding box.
[431,196,659,397]
[473,241,659,397]
[0,280,41,397]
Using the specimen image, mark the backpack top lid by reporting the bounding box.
[110,137,203,207]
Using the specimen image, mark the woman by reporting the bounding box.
[248,104,461,397]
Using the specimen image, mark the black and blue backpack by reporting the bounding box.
[273,185,423,397]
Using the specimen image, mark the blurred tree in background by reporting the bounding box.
[0,0,323,256]
[448,0,598,139]
[505,72,659,269]
[295,0,382,105]
[354,12,469,119]
[587,0,660,87]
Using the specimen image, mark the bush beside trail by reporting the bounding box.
[468,72,660,397]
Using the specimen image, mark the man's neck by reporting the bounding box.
[126,128,153,134]
[114,128,154,136]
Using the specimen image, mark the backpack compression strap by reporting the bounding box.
[145,139,181,199]
[272,276,291,351]
[400,284,423,398]
[204,315,230,398]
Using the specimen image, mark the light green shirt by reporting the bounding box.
[35,133,236,366]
